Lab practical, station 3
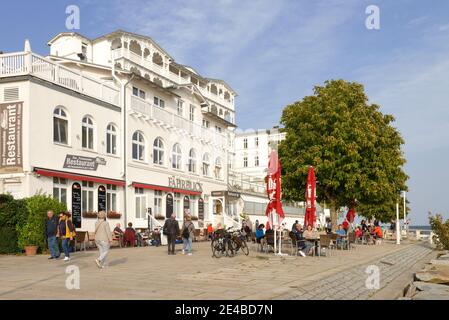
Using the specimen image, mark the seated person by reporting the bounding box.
[124,222,136,247]
[335,224,347,248]
[255,224,265,244]
[355,226,363,239]
[373,225,383,243]
[303,224,318,239]
[292,224,311,257]
[152,228,161,247]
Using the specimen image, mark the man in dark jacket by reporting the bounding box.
[45,210,60,259]
[163,214,179,255]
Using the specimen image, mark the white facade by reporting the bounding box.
[234,127,286,182]
[0,31,241,232]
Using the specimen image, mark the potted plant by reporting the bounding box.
[16,194,67,256]
[107,211,122,219]
[155,214,165,220]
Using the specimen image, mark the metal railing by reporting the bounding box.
[130,95,228,147]
[0,51,120,106]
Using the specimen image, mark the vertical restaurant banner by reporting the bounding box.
[0,102,23,174]
[198,198,204,220]
[72,182,82,228]
[165,193,173,218]
[97,185,106,212]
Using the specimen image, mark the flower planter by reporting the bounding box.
[107,212,122,219]
[24,245,38,256]
[82,212,98,219]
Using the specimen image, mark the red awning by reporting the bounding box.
[35,168,125,187]
[132,182,201,196]
[173,188,202,196]
[132,182,173,193]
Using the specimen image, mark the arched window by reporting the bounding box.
[132,131,145,161]
[153,137,164,165]
[214,157,222,179]
[171,143,182,170]
[106,124,117,155]
[202,153,210,176]
[82,116,94,150]
[53,107,68,144]
[188,149,197,173]
[210,84,218,95]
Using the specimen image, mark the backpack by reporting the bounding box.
[162,220,169,236]
[182,222,191,239]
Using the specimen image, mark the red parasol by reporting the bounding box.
[265,150,284,226]
[304,166,316,228]
[346,207,356,223]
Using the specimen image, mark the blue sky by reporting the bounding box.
[1,0,449,225]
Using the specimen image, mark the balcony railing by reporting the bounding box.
[130,95,228,147]
[0,51,119,106]
[228,171,267,195]
[112,48,235,110]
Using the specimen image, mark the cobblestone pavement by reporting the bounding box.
[0,240,434,300]
[277,243,433,300]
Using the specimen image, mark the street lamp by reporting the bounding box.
[396,201,401,245]
[402,191,407,233]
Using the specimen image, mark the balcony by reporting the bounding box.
[112,48,190,86]
[130,95,228,148]
[0,51,119,106]
[228,171,267,195]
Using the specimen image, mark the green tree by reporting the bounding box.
[279,80,408,228]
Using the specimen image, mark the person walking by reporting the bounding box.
[58,212,75,262]
[182,215,195,255]
[163,214,179,255]
[94,211,112,269]
[45,210,60,260]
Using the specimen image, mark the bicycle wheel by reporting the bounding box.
[225,239,237,257]
[212,240,225,258]
[240,240,249,256]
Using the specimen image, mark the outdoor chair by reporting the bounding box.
[288,232,306,256]
[112,232,123,248]
[318,234,333,257]
[264,232,276,253]
[87,232,96,249]
[74,231,87,252]
[348,232,356,250]
[193,229,201,242]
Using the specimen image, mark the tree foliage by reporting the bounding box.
[429,213,449,251]
[279,80,408,223]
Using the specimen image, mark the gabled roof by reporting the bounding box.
[47,32,92,46]
[93,29,173,60]
[205,78,237,96]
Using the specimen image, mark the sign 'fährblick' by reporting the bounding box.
[0,102,23,174]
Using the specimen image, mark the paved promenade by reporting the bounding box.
[0,241,435,300]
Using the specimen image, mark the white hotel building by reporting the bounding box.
[0,30,243,232]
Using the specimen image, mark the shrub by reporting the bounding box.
[0,226,19,254]
[429,213,449,250]
[17,194,66,252]
[0,195,28,253]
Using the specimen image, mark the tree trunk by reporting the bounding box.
[330,205,338,232]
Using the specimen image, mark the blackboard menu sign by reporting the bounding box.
[98,185,106,212]
[72,182,82,228]
[166,194,173,218]
[183,196,190,210]
[198,198,204,220]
